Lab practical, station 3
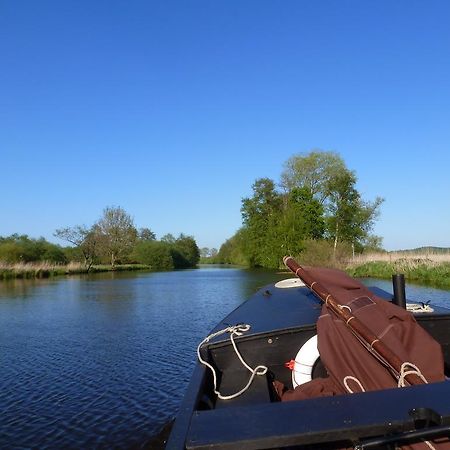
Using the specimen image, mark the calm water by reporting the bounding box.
[0,266,285,449]
[0,267,449,449]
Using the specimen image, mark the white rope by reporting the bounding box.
[397,362,429,387]
[343,375,366,393]
[197,324,268,400]
[423,440,437,450]
[406,302,434,313]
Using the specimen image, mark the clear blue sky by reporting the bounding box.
[1,1,449,251]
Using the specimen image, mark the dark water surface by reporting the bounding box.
[0,266,286,449]
[1,267,449,449]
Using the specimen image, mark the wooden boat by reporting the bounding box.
[166,263,450,449]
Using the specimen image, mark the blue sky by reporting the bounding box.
[1,0,449,251]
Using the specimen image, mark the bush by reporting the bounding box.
[292,239,352,269]
[131,241,174,270]
[0,235,67,264]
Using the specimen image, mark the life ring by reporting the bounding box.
[292,334,319,388]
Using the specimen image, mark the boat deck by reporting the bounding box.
[167,279,450,450]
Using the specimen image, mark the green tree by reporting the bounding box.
[138,227,156,241]
[216,229,248,265]
[0,234,66,264]
[219,150,384,268]
[241,178,283,267]
[161,233,176,244]
[362,235,384,253]
[172,234,200,268]
[279,187,325,255]
[132,240,174,270]
[281,150,346,203]
[95,206,137,268]
[326,171,383,253]
[54,225,99,271]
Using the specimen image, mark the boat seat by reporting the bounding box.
[215,370,275,409]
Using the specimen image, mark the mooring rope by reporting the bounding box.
[197,324,268,400]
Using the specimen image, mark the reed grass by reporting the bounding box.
[346,252,450,289]
[0,262,152,280]
[0,261,85,280]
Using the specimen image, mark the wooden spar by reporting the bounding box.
[283,256,426,386]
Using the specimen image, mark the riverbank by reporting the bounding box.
[0,262,151,280]
[346,252,450,289]
[2,254,450,290]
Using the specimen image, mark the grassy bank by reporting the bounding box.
[0,262,152,280]
[346,252,450,289]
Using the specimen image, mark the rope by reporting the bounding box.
[343,375,366,393]
[397,362,429,387]
[197,324,268,400]
[406,302,434,313]
[343,361,428,393]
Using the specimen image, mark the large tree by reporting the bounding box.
[281,150,346,203]
[95,206,137,268]
[326,170,383,253]
[279,187,325,256]
[220,150,384,267]
[54,225,99,271]
[172,234,200,268]
[241,178,283,267]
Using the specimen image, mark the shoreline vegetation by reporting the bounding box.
[0,261,152,280]
[1,251,449,290]
[346,251,450,290]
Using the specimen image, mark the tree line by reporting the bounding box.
[0,206,200,271]
[215,150,384,268]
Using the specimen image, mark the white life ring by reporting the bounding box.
[292,334,320,388]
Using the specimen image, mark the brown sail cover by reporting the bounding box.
[277,266,445,398]
[274,267,448,447]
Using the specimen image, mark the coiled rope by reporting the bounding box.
[197,324,268,400]
[343,361,429,394]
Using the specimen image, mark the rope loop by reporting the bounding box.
[343,375,366,393]
[398,362,429,387]
[197,324,269,400]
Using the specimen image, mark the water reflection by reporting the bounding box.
[0,267,286,449]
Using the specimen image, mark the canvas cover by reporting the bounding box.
[274,266,449,449]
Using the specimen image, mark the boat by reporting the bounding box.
[166,258,450,449]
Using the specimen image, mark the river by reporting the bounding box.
[0,266,449,449]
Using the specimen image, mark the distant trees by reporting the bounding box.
[200,247,218,259]
[132,241,174,270]
[54,206,200,271]
[0,234,66,264]
[171,234,200,268]
[138,227,156,241]
[55,207,138,270]
[131,234,200,270]
[95,206,138,268]
[217,150,384,268]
